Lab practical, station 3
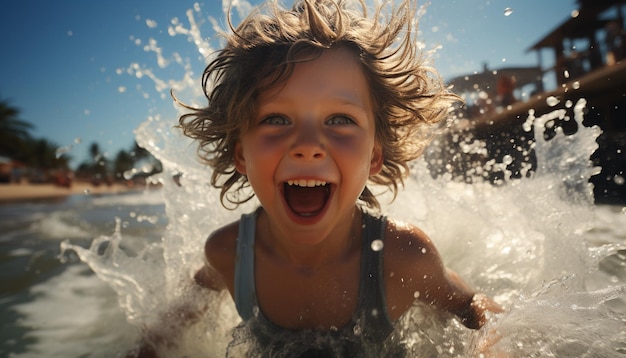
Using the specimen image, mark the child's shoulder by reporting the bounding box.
[383,217,435,252]
[204,220,239,273]
[382,217,444,272]
[380,217,454,320]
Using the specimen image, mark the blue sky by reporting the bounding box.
[0,0,577,167]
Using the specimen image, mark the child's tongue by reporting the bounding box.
[284,184,328,216]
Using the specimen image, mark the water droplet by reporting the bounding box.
[371,239,384,251]
[146,19,158,29]
[123,169,137,180]
[614,175,625,185]
[572,81,580,89]
[504,8,513,16]
[546,96,560,107]
[414,291,420,298]
[421,247,427,254]
[55,146,71,159]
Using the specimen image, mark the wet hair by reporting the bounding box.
[177,0,459,210]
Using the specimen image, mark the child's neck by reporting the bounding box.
[256,206,362,271]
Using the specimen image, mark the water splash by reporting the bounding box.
[60,1,626,356]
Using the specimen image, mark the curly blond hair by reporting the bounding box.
[177,0,458,210]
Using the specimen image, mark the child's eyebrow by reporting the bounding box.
[260,91,371,113]
[331,94,370,112]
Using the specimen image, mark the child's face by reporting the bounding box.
[234,48,382,240]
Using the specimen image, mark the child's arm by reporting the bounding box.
[127,265,224,358]
[129,223,238,357]
[385,220,503,330]
[443,269,503,329]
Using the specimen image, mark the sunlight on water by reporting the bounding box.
[60,1,626,356]
[12,265,137,356]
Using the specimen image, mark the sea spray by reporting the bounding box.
[384,98,625,356]
[59,1,626,356]
[61,95,626,357]
[62,114,247,356]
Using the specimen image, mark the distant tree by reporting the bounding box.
[0,99,34,159]
[131,141,151,161]
[75,161,93,178]
[74,141,110,182]
[89,142,101,163]
[113,149,134,180]
[26,137,70,170]
[127,140,162,179]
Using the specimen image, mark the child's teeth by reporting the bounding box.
[287,180,327,187]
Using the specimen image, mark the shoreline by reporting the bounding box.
[0,182,141,204]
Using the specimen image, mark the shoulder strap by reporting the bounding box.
[234,211,258,321]
[358,211,394,340]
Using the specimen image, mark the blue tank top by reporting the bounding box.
[232,208,406,357]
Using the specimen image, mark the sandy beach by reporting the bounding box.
[0,182,138,203]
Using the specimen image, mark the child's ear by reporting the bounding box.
[369,144,383,176]
[234,141,247,175]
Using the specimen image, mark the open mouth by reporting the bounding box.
[283,179,331,217]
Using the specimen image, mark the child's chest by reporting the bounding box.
[253,251,362,330]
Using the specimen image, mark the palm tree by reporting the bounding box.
[16,137,70,183]
[82,141,110,183]
[113,149,134,180]
[30,138,69,170]
[89,142,101,163]
[131,141,152,161]
[0,99,34,159]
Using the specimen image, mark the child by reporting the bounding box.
[137,0,502,356]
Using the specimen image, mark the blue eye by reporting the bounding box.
[261,115,290,125]
[326,115,355,125]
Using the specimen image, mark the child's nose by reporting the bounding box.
[290,125,326,161]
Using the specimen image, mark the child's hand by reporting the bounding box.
[471,293,504,327]
[125,340,159,358]
[473,328,510,358]
[471,295,508,357]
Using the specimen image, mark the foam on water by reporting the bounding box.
[11,265,136,358]
[30,211,93,241]
[89,190,165,207]
[60,2,626,356]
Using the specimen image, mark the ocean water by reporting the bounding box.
[0,191,166,357]
[0,141,624,357]
[2,1,625,357]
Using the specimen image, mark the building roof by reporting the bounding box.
[527,0,625,51]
